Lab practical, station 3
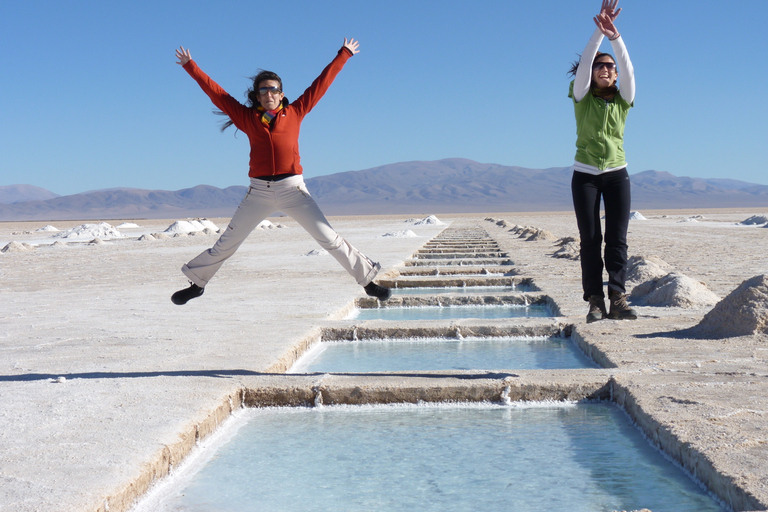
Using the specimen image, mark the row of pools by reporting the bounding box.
[133,226,726,511]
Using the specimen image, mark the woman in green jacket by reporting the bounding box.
[568,0,637,323]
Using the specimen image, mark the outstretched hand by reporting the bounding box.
[343,37,360,55]
[175,46,191,66]
[599,0,621,21]
[594,13,620,39]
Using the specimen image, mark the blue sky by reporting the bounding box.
[2,1,767,196]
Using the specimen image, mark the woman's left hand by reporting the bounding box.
[343,37,360,55]
[599,0,622,22]
[593,13,620,39]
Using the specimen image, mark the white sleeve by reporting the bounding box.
[610,35,635,104]
[573,28,604,103]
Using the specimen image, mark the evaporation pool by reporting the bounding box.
[347,304,553,321]
[393,285,529,295]
[290,336,597,373]
[141,403,724,512]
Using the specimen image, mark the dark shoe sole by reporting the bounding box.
[607,311,638,320]
[586,313,605,323]
[364,283,391,301]
[171,285,204,305]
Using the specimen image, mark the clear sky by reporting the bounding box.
[2,1,767,196]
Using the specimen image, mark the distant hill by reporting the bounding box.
[0,184,60,204]
[2,159,767,221]
[311,159,768,214]
[0,185,247,221]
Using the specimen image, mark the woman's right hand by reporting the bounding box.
[594,0,621,39]
[175,46,191,66]
[594,13,620,39]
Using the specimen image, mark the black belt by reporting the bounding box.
[255,173,294,182]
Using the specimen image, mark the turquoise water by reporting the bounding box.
[392,285,531,295]
[151,403,724,512]
[291,337,597,373]
[348,304,553,321]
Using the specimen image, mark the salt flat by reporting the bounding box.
[1,209,767,512]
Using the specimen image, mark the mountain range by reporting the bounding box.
[2,158,767,221]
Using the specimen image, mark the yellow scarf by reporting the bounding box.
[257,103,284,127]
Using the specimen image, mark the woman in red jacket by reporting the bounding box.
[171,38,390,305]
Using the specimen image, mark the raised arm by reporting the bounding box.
[174,46,249,129]
[572,28,603,103]
[596,1,635,104]
[610,37,634,104]
[291,38,358,118]
[573,0,634,104]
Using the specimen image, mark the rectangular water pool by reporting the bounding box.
[136,403,724,512]
[290,336,597,373]
[347,304,553,321]
[393,285,529,295]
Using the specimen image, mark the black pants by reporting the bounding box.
[571,168,631,301]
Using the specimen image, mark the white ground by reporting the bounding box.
[1,209,767,512]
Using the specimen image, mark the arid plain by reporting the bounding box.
[1,208,767,511]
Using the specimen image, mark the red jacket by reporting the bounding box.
[183,48,352,178]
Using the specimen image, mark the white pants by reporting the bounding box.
[182,175,380,288]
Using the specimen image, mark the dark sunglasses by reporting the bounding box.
[592,61,617,71]
[258,86,282,95]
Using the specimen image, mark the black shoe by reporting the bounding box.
[171,283,204,305]
[364,282,391,301]
[586,295,607,323]
[607,291,637,320]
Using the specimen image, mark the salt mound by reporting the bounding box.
[117,222,140,229]
[413,215,444,226]
[50,241,68,248]
[495,220,511,228]
[629,211,647,220]
[630,272,719,308]
[626,255,671,286]
[138,234,155,242]
[164,218,219,234]
[165,220,201,233]
[380,230,418,238]
[552,242,580,260]
[555,236,579,246]
[2,242,36,253]
[88,238,106,245]
[256,220,278,230]
[54,222,122,240]
[151,232,170,239]
[526,229,556,241]
[36,225,59,232]
[692,275,768,338]
[516,227,538,238]
[740,215,768,225]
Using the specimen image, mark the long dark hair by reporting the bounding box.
[217,69,288,132]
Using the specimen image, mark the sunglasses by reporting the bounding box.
[592,61,617,71]
[258,86,282,96]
